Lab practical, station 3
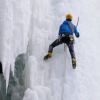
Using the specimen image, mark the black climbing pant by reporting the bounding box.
[48,36,75,59]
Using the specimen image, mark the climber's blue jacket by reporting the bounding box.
[59,20,80,37]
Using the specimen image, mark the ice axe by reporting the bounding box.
[76,17,79,28]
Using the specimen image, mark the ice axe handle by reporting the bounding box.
[76,17,79,28]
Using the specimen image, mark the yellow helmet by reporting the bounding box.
[66,14,72,21]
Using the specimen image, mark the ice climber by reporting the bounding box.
[44,14,80,69]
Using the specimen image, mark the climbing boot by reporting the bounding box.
[72,58,76,69]
[44,52,52,60]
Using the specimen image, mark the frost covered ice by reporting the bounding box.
[0,0,100,100]
[0,0,31,88]
[23,87,52,100]
[23,0,100,100]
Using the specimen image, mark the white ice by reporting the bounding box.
[0,0,100,100]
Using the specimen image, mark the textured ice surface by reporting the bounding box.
[0,0,100,100]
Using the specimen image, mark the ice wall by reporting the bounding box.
[0,0,100,100]
[0,0,31,88]
[24,0,54,100]
[23,0,100,100]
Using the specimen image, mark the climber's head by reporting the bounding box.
[66,13,72,21]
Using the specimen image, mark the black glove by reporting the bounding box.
[76,32,80,38]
